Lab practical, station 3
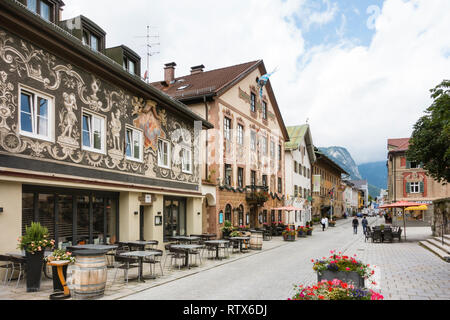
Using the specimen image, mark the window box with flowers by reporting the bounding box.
[18,222,55,292]
[282,228,296,241]
[45,249,76,292]
[312,250,376,289]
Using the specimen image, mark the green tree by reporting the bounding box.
[407,80,450,184]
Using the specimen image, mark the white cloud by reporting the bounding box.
[61,0,450,165]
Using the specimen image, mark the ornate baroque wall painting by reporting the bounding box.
[0,28,199,185]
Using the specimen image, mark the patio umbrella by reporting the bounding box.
[381,201,427,240]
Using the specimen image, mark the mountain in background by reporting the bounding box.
[319,146,382,198]
[358,161,387,190]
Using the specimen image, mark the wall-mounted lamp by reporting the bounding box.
[197,212,201,215]
[157,211,161,215]
[134,211,138,215]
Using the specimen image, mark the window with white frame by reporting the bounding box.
[125,127,143,162]
[158,139,171,168]
[410,182,420,193]
[250,130,257,151]
[224,117,231,141]
[20,88,53,141]
[270,140,275,158]
[237,124,244,145]
[82,111,105,152]
[262,101,267,120]
[181,147,192,173]
[261,135,268,155]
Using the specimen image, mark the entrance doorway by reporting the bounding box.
[163,197,186,241]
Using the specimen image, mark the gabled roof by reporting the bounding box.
[151,60,290,141]
[388,138,410,152]
[151,60,260,99]
[285,124,316,164]
[313,147,349,175]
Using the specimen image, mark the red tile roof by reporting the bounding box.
[151,60,261,100]
[388,138,410,151]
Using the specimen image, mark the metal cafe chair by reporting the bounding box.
[8,256,26,288]
[112,246,139,284]
[143,249,164,277]
[0,255,13,286]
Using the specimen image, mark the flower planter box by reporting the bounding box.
[283,234,296,241]
[306,230,313,236]
[317,270,365,289]
[297,231,306,237]
[25,251,45,292]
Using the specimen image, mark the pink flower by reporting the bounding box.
[345,267,350,271]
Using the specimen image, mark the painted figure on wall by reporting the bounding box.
[110,108,122,151]
[133,99,165,152]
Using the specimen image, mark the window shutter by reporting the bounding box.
[405,182,411,193]
[406,160,411,169]
[420,182,424,193]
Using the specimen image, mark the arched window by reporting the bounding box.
[238,205,244,226]
[225,204,232,222]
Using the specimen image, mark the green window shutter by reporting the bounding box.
[406,182,411,193]
[406,160,411,169]
[420,182,424,193]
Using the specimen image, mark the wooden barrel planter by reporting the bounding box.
[317,270,365,289]
[71,250,108,300]
[249,230,263,250]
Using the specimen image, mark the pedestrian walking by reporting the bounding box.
[321,217,326,231]
[352,216,359,234]
[361,216,368,234]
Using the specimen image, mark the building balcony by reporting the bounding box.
[245,185,269,206]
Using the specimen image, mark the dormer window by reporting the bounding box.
[25,0,53,21]
[123,57,137,75]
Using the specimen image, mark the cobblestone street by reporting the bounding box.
[122,217,450,300]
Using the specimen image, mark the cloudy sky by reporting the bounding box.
[62,0,450,164]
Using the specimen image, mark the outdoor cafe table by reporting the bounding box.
[66,244,118,252]
[169,236,201,244]
[190,234,216,241]
[229,236,250,252]
[118,240,158,251]
[170,244,204,269]
[118,251,161,282]
[204,240,230,260]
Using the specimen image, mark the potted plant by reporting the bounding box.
[18,222,55,292]
[329,220,336,227]
[282,228,296,241]
[305,222,314,235]
[221,220,233,238]
[229,230,241,237]
[289,279,384,300]
[44,249,76,292]
[311,250,376,289]
[296,226,306,237]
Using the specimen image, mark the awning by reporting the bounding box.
[405,204,428,211]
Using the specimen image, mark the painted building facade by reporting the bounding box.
[311,148,348,220]
[152,61,290,236]
[387,138,450,226]
[0,0,213,258]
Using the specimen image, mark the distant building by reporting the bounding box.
[387,138,450,226]
[312,148,348,220]
[349,180,369,210]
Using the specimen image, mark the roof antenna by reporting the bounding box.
[135,25,160,83]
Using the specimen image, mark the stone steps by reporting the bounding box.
[419,235,450,262]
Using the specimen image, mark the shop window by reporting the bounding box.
[19,87,53,142]
[82,111,105,153]
[225,204,232,223]
[238,205,244,225]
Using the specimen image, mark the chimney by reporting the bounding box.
[190,64,205,75]
[164,62,177,84]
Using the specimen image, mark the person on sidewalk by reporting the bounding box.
[361,216,368,234]
[352,216,359,234]
[324,216,329,229]
[321,217,326,231]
